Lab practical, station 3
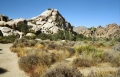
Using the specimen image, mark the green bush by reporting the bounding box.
[74,45,102,55]
[17,23,28,34]
[0,35,17,43]
[36,33,52,40]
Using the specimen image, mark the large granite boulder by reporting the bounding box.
[0,21,6,27]
[27,9,74,34]
[26,33,36,37]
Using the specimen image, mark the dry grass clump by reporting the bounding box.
[73,45,103,67]
[93,42,105,47]
[87,70,112,77]
[10,47,27,57]
[18,55,48,77]
[116,67,120,77]
[66,47,75,56]
[35,50,56,66]
[42,62,82,77]
[102,51,120,67]
[35,43,45,49]
[10,38,38,57]
[11,38,37,48]
[87,68,120,77]
[73,57,91,67]
[72,56,95,67]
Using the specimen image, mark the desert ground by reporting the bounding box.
[0,43,28,77]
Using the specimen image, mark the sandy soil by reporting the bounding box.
[0,44,29,77]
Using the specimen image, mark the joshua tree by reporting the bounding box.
[89,26,96,43]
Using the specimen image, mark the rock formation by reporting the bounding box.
[78,23,120,39]
[0,14,26,38]
[27,9,73,34]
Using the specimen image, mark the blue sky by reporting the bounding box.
[0,0,120,28]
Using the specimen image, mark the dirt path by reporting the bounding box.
[0,44,29,77]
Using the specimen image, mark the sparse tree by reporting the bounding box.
[17,23,28,34]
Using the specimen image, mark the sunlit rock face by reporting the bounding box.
[0,14,26,38]
[78,23,120,39]
[27,9,73,34]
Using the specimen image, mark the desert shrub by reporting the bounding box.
[74,45,103,58]
[24,36,35,40]
[110,52,120,67]
[87,70,113,77]
[36,33,52,40]
[46,42,56,50]
[94,42,105,47]
[109,41,115,46]
[66,47,75,56]
[83,40,88,43]
[113,44,120,52]
[12,38,36,47]
[116,67,120,76]
[35,43,45,49]
[72,56,95,67]
[35,50,56,66]
[102,51,120,67]
[0,35,17,43]
[53,41,63,50]
[18,55,48,77]
[117,37,120,42]
[101,51,113,62]
[42,62,82,77]
[10,47,27,57]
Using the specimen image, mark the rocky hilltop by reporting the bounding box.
[27,9,73,34]
[77,23,120,39]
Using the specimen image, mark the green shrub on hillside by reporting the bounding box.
[0,35,17,43]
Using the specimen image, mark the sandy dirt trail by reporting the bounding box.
[0,44,29,77]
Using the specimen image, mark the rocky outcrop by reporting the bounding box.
[0,14,27,38]
[0,27,23,38]
[0,14,10,22]
[73,26,87,33]
[79,23,120,39]
[27,9,73,34]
